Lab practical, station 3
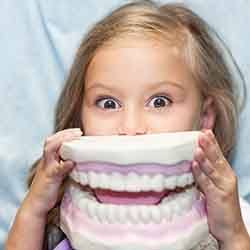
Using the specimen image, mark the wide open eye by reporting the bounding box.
[148,95,172,108]
[96,97,121,109]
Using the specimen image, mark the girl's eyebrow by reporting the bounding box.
[146,81,186,92]
[86,81,185,92]
[85,83,125,97]
[85,83,118,92]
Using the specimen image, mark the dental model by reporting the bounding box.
[59,131,211,250]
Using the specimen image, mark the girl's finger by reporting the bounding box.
[47,160,75,179]
[43,130,83,163]
[192,161,213,196]
[199,158,219,181]
[198,130,233,178]
[44,128,82,147]
[194,145,234,192]
[58,160,75,178]
[44,132,82,156]
[198,130,222,164]
[44,128,82,145]
[199,157,229,191]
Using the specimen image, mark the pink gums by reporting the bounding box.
[60,192,207,245]
[75,160,192,176]
[94,189,170,205]
[74,161,192,205]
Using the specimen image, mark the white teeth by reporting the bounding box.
[160,204,172,221]
[78,188,94,200]
[118,205,128,224]
[70,186,198,225]
[151,174,164,192]
[176,174,187,187]
[151,206,162,224]
[165,175,177,189]
[96,204,106,223]
[176,174,194,188]
[99,173,109,189]
[186,173,194,185]
[70,170,194,192]
[79,173,88,185]
[139,205,151,224]
[106,204,117,224]
[125,172,140,192]
[111,172,124,191]
[69,170,80,182]
[88,172,99,188]
[172,202,182,217]
[160,188,197,221]
[128,206,140,224]
[68,170,195,225]
[141,175,151,191]
[87,201,96,219]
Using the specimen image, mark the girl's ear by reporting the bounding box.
[200,96,216,130]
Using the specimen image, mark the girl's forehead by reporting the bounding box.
[85,37,196,92]
[86,37,184,76]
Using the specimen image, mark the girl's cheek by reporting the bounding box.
[82,105,200,135]
[83,112,120,136]
[146,114,196,133]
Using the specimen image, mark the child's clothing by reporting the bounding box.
[53,239,72,250]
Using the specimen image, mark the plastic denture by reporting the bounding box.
[59,131,209,250]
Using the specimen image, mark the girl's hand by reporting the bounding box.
[25,128,83,217]
[192,129,250,249]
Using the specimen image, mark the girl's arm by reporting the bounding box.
[5,128,83,250]
[220,232,250,250]
[192,129,250,250]
[5,191,47,250]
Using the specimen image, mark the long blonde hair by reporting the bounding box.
[27,0,246,237]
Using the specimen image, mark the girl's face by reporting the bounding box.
[82,37,215,136]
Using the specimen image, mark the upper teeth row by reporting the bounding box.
[70,170,194,192]
[68,185,198,225]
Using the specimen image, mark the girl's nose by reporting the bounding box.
[118,109,147,136]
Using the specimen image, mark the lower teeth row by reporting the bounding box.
[68,185,198,224]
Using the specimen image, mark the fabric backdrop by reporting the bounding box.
[1,0,249,248]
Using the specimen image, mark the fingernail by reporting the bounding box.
[192,161,201,174]
[74,130,83,134]
[205,129,212,137]
[200,135,207,144]
[200,134,209,145]
[73,128,82,131]
[192,161,198,168]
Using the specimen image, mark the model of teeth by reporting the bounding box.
[59,131,210,250]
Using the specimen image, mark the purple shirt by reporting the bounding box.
[53,239,72,250]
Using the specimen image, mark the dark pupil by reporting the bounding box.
[154,98,165,107]
[104,100,116,109]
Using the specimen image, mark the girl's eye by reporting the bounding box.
[148,96,172,108]
[95,97,121,109]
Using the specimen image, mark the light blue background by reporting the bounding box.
[0,0,249,248]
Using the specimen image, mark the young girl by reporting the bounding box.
[5,1,250,250]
